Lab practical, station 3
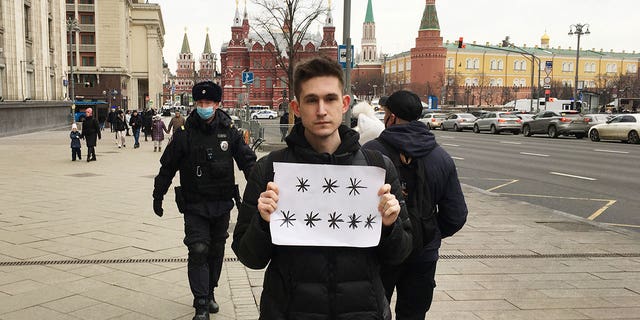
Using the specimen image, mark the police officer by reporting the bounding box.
[152,81,256,320]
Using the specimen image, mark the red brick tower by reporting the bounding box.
[410,0,446,98]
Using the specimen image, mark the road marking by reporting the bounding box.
[451,156,465,160]
[550,171,597,181]
[500,141,522,145]
[587,200,617,220]
[497,193,616,221]
[593,149,629,154]
[486,179,519,192]
[442,143,460,147]
[520,152,550,157]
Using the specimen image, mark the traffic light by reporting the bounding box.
[458,37,464,48]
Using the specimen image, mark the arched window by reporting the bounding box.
[490,60,496,70]
[446,58,454,69]
[498,60,504,70]
[490,79,496,86]
[466,58,473,69]
[496,78,503,86]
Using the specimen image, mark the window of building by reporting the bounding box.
[473,59,480,70]
[80,33,94,44]
[80,53,95,66]
[496,78,503,86]
[254,77,260,88]
[489,78,496,86]
[66,0,74,3]
[446,58,454,69]
[79,13,94,24]
[466,58,473,69]
[79,74,97,87]
[266,77,272,88]
[626,64,637,74]
[0,67,4,100]
[498,60,504,70]
[562,80,572,87]
[406,61,411,71]
[606,63,617,73]
[79,0,95,4]
[24,4,31,39]
[490,60,497,70]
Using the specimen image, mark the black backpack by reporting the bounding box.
[375,138,437,250]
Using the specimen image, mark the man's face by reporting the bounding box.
[175,111,180,117]
[382,106,397,128]
[291,76,349,140]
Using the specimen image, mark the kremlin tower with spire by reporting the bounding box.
[410,0,447,100]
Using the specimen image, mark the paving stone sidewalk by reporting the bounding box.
[0,127,639,320]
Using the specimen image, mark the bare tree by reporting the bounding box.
[250,0,327,101]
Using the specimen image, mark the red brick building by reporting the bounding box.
[220,3,338,109]
[410,0,446,99]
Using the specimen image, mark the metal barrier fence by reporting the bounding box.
[237,120,288,151]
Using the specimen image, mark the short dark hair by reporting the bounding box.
[293,56,344,100]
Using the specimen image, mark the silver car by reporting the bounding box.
[589,114,640,144]
[419,113,447,129]
[441,113,477,131]
[473,112,522,134]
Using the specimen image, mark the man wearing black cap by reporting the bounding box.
[362,90,468,319]
[152,81,257,320]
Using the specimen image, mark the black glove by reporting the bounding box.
[153,199,163,217]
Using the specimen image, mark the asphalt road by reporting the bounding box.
[432,129,640,231]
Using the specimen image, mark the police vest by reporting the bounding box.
[181,127,235,200]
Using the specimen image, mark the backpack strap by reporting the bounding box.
[359,148,385,169]
[265,148,289,184]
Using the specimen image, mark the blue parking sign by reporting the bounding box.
[242,71,254,85]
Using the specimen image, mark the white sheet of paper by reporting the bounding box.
[271,162,386,247]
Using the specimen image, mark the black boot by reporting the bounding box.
[208,297,219,314]
[192,309,209,320]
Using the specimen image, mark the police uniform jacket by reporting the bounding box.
[232,123,413,320]
[153,109,256,203]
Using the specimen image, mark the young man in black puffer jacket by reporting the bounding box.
[232,57,413,320]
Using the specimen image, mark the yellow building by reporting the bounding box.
[384,33,640,107]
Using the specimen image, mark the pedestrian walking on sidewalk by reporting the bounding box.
[81,107,101,162]
[232,57,412,320]
[129,110,142,148]
[152,81,256,320]
[167,110,186,135]
[70,123,82,161]
[142,109,153,141]
[279,111,289,142]
[362,90,468,320]
[112,108,128,148]
[151,115,168,152]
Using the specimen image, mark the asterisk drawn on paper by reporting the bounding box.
[279,210,296,228]
[296,177,310,192]
[322,178,339,194]
[347,177,367,196]
[348,213,362,229]
[364,214,377,229]
[304,211,321,227]
[328,211,344,229]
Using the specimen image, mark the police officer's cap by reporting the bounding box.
[192,81,222,102]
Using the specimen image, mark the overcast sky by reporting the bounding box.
[153,0,640,73]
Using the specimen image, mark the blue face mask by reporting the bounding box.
[197,107,214,119]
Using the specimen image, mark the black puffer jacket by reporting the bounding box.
[362,121,467,261]
[232,123,413,320]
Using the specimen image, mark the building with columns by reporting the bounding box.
[220,1,338,109]
[65,0,164,113]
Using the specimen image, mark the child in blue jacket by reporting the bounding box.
[70,123,83,161]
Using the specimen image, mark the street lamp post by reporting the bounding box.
[513,85,520,111]
[568,23,590,103]
[66,17,80,122]
[382,54,388,96]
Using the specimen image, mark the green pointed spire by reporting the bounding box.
[180,31,191,54]
[203,32,212,54]
[364,0,374,23]
[419,2,440,30]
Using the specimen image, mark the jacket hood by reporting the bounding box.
[285,123,361,163]
[378,121,437,158]
[185,108,232,133]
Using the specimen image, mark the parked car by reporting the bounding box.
[521,110,587,138]
[251,109,278,119]
[419,113,447,129]
[515,113,535,122]
[588,114,640,144]
[441,113,477,131]
[473,112,522,134]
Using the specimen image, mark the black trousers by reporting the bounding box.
[382,251,438,320]
[87,146,96,160]
[71,147,82,160]
[183,200,233,307]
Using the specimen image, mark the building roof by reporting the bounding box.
[419,1,440,30]
[443,42,640,60]
[364,0,374,23]
[203,33,212,54]
[180,32,191,53]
